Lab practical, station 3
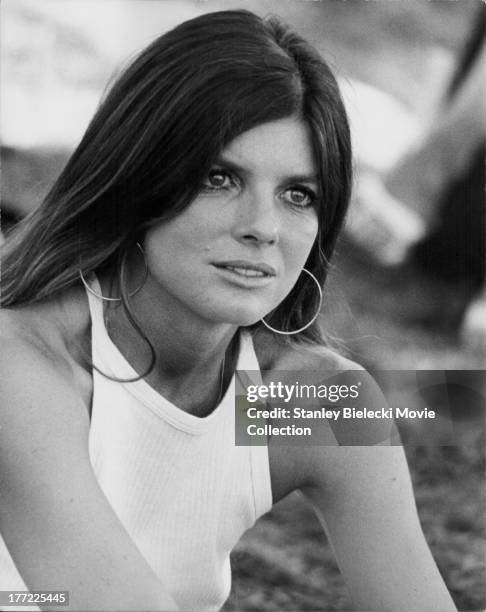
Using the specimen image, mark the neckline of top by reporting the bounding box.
[84,272,257,434]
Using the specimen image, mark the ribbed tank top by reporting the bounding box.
[0,277,273,612]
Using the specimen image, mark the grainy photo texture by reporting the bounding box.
[1,1,485,611]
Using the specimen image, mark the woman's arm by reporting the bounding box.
[300,403,457,611]
[260,336,457,611]
[0,337,178,612]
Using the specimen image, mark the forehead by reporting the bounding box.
[221,118,316,179]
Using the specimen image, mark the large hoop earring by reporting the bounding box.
[260,268,323,336]
[79,242,147,302]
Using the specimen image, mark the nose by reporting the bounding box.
[232,189,279,246]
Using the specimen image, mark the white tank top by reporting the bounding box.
[0,277,273,612]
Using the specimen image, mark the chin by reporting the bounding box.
[222,310,263,327]
[208,303,268,327]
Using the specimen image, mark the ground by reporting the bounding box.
[2,2,484,610]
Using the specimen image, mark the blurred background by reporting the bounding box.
[1,1,485,610]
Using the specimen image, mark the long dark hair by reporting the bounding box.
[1,9,352,346]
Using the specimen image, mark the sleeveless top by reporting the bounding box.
[0,277,273,611]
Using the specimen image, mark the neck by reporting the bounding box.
[98,263,239,383]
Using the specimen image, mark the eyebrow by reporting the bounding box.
[215,154,319,185]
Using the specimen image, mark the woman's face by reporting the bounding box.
[143,117,319,327]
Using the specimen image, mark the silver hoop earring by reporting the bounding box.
[79,242,147,302]
[260,268,323,336]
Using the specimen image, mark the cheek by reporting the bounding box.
[303,218,319,250]
[284,217,319,266]
[145,215,205,254]
[143,213,222,278]
[143,223,185,274]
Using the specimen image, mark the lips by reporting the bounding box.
[212,260,277,278]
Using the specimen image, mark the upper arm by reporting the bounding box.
[301,428,456,611]
[258,337,456,609]
[0,339,178,611]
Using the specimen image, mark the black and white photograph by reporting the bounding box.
[1,1,485,611]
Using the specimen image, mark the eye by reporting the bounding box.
[202,168,236,190]
[281,186,317,208]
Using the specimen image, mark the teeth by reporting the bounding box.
[225,266,266,277]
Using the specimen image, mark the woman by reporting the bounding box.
[0,10,457,612]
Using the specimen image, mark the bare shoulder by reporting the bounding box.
[0,305,63,366]
[0,309,88,427]
[252,328,363,372]
[252,331,396,501]
[0,302,179,611]
[0,305,94,521]
[0,307,62,390]
[254,331,394,446]
[0,288,93,419]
